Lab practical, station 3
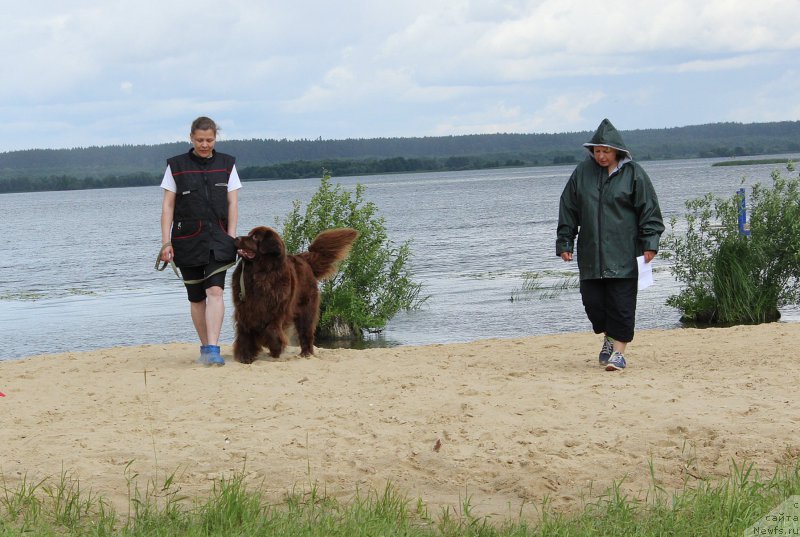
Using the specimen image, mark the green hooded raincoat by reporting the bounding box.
[556,119,665,280]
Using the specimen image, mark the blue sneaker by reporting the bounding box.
[196,345,212,366]
[599,336,614,366]
[605,351,626,371]
[206,345,225,367]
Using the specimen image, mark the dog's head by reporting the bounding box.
[235,226,286,261]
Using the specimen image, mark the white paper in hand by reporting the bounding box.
[637,256,653,290]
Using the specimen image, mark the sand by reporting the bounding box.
[2,323,800,520]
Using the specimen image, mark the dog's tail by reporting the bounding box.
[300,228,359,280]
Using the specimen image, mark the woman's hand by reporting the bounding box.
[560,252,573,262]
[160,243,174,263]
[643,250,656,263]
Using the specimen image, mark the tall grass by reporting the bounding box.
[712,239,780,323]
[3,458,800,536]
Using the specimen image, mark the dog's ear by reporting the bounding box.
[258,229,284,257]
[257,235,271,254]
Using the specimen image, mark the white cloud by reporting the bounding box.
[1,0,799,150]
[728,68,800,123]
[675,53,777,73]
[534,91,605,129]
[431,90,606,135]
[432,101,526,135]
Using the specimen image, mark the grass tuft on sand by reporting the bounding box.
[2,458,800,536]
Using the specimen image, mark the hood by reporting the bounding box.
[582,118,631,159]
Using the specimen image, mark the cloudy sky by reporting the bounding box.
[2,0,799,151]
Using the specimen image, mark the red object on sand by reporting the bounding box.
[0,392,5,397]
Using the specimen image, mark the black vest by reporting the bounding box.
[167,150,237,267]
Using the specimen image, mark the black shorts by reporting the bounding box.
[579,278,638,343]
[180,258,230,302]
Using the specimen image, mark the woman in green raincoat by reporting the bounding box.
[556,118,664,371]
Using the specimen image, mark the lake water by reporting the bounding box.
[2,156,798,361]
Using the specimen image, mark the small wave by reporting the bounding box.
[0,288,98,301]
[0,291,47,301]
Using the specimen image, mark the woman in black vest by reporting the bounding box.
[159,117,241,366]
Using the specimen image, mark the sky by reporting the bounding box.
[2,0,799,151]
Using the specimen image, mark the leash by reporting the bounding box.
[155,242,238,286]
[237,259,246,302]
[154,242,181,278]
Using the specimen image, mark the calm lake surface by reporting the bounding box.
[2,156,798,360]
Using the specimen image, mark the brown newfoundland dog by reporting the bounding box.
[231,226,358,363]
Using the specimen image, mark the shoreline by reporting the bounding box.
[2,322,800,519]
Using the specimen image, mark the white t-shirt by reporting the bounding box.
[160,163,243,192]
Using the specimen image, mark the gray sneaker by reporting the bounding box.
[605,351,626,371]
[599,336,614,366]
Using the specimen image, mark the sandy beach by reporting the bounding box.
[2,322,800,520]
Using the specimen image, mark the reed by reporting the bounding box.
[510,271,579,301]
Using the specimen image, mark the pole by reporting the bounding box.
[737,187,751,236]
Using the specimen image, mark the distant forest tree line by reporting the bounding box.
[1,121,799,194]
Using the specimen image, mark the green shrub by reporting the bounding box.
[280,172,426,339]
[663,162,800,324]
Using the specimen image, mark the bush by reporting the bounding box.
[662,162,800,324]
[279,172,426,339]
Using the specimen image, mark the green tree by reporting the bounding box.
[662,162,800,324]
[280,172,426,338]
